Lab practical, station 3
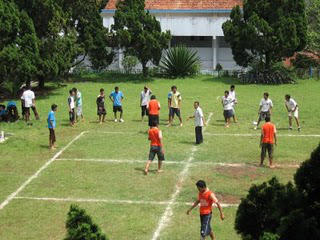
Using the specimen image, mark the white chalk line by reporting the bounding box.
[205,133,320,137]
[12,196,238,208]
[56,158,300,168]
[151,113,213,240]
[0,131,87,211]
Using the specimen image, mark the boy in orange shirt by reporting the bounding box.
[187,180,224,240]
[144,121,165,175]
[260,116,277,168]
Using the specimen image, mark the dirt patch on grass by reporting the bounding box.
[215,192,241,204]
[215,165,262,180]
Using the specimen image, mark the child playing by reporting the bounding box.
[144,121,165,175]
[187,180,225,240]
[96,88,107,124]
[221,90,235,128]
[285,94,300,131]
[47,104,58,150]
[68,89,75,126]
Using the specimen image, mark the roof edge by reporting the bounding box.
[101,9,233,14]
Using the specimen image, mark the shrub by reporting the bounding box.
[122,55,139,74]
[160,45,200,77]
[291,53,320,69]
[65,204,107,240]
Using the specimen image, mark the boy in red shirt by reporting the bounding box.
[144,121,165,175]
[260,116,277,168]
[147,95,160,128]
[187,180,224,240]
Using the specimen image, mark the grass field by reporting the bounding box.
[0,75,319,240]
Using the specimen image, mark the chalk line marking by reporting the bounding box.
[205,133,320,137]
[13,196,238,208]
[151,113,213,240]
[0,131,87,210]
[56,158,299,168]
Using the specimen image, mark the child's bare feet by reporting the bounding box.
[144,169,148,175]
[157,169,164,173]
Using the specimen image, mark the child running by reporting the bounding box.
[68,89,75,126]
[187,180,225,240]
[221,90,235,128]
[144,122,165,175]
[47,104,58,150]
[96,88,106,124]
[285,94,300,131]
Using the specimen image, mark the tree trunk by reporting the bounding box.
[142,62,148,77]
[38,76,45,89]
[265,53,271,71]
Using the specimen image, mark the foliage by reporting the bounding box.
[235,144,320,240]
[11,0,114,88]
[260,232,280,240]
[160,45,200,77]
[306,0,320,56]
[222,0,307,71]
[122,55,139,74]
[111,0,171,76]
[291,53,320,69]
[65,204,107,240]
[0,0,39,95]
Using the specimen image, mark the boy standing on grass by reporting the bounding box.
[109,86,124,122]
[255,92,273,130]
[168,85,183,127]
[73,88,84,122]
[229,85,238,123]
[144,121,165,175]
[147,95,160,128]
[285,94,301,131]
[21,84,39,124]
[96,88,106,124]
[221,90,234,128]
[260,116,277,168]
[140,86,152,122]
[187,180,225,240]
[188,101,206,144]
[68,89,75,126]
[47,104,58,150]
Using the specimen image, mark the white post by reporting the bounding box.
[118,49,123,71]
[212,36,218,71]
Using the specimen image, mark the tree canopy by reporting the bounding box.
[111,0,171,76]
[0,0,113,90]
[222,0,307,70]
[306,0,320,56]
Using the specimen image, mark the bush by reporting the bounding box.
[122,55,139,74]
[65,204,107,240]
[160,45,200,77]
[235,144,320,240]
[291,53,320,69]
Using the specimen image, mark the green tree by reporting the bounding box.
[111,0,171,76]
[235,144,320,240]
[65,204,107,240]
[0,0,39,96]
[13,0,113,88]
[222,0,307,70]
[306,0,320,56]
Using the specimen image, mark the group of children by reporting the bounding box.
[67,88,83,126]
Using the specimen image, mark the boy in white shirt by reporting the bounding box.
[21,85,38,124]
[188,101,206,144]
[68,89,75,126]
[229,85,238,123]
[221,91,235,128]
[285,94,300,131]
[255,92,273,130]
[140,86,152,122]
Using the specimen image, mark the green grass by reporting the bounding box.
[0,75,319,239]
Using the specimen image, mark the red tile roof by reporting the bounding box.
[105,0,242,10]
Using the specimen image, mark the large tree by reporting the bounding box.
[111,0,171,76]
[0,0,39,95]
[306,0,320,56]
[222,0,307,70]
[13,0,113,88]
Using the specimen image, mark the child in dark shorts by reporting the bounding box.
[47,104,58,150]
[96,88,106,124]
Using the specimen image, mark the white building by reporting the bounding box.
[101,0,242,72]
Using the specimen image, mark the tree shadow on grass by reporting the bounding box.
[201,76,244,86]
[134,167,158,175]
[179,140,196,145]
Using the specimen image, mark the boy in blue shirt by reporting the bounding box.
[47,104,58,150]
[109,86,124,122]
